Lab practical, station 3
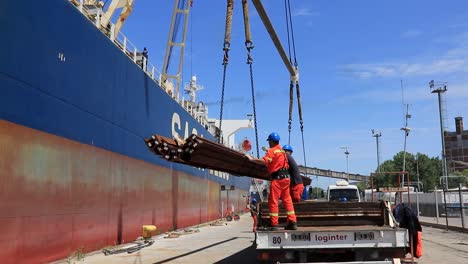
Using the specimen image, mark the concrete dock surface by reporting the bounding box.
[419,215,467,231]
[69,214,258,264]
[57,214,468,264]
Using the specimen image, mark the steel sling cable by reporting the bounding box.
[296,82,308,172]
[284,0,293,65]
[284,0,294,144]
[288,81,294,144]
[242,0,260,158]
[285,0,309,181]
[287,0,306,166]
[218,0,234,144]
[287,0,298,67]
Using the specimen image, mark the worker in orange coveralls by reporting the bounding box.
[250,132,297,231]
[249,198,258,232]
[282,144,304,203]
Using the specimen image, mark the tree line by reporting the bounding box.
[358,151,467,192]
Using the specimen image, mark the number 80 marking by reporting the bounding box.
[272,236,282,244]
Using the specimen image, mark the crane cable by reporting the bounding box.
[283,0,293,66]
[285,0,294,144]
[284,0,308,173]
[241,0,260,158]
[218,0,234,144]
[286,0,298,67]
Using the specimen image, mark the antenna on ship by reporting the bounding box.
[184,75,204,103]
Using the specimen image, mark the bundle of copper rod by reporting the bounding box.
[144,134,312,185]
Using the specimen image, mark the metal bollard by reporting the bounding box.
[435,187,439,224]
[459,184,465,229]
[416,189,420,217]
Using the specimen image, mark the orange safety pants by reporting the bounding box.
[290,183,304,203]
[269,178,296,226]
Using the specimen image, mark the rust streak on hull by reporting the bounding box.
[0,120,248,263]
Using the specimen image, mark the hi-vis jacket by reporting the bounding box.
[262,144,289,174]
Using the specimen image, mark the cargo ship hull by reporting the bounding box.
[0,0,249,262]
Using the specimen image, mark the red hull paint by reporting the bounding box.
[0,120,248,263]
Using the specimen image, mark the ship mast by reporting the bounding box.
[184,75,204,103]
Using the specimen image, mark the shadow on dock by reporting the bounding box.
[214,243,258,264]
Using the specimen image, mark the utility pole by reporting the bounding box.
[340,146,350,181]
[400,104,411,187]
[429,80,449,190]
[371,130,382,172]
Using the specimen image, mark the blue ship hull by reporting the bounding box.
[0,0,249,262]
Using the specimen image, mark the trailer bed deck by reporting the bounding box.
[259,225,398,232]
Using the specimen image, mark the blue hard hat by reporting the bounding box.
[267,132,280,142]
[252,198,257,203]
[282,144,293,153]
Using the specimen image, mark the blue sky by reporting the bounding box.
[121,1,468,188]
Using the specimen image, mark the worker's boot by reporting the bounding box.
[285,221,298,230]
[269,225,279,231]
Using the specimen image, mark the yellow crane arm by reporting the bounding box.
[101,0,135,36]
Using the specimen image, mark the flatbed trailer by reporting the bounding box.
[255,201,410,263]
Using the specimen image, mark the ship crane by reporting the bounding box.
[75,0,135,38]
[100,0,135,37]
[161,0,192,100]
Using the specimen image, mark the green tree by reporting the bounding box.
[308,187,324,199]
[356,182,367,192]
[414,153,440,191]
[372,151,441,192]
[451,169,468,188]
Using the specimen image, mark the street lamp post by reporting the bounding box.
[340,146,350,181]
[400,104,411,187]
[371,130,382,172]
[429,80,449,190]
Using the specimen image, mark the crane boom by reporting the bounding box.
[251,0,298,81]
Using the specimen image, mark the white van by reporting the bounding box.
[327,180,361,202]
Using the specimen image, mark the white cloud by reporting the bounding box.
[341,31,468,79]
[329,81,468,107]
[448,23,468,29]
[401,29,423,38]
[342,59,468,79]
[341,64,395,79]
[293,8,319,17]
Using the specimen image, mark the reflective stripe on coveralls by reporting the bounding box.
[263,145,289,174]
[268,177,296,226]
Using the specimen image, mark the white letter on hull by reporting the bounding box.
[172,112,204,139]
[172,113,181,138]
[184,122,189,138]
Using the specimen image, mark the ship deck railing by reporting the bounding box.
[68,1,167,94]
[68,0,215,134]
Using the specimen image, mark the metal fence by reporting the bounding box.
[402,184,467,230]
